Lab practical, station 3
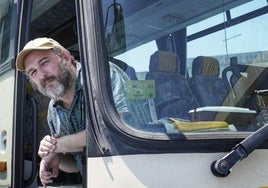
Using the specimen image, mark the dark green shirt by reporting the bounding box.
[47,63,85,174]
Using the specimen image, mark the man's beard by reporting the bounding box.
[31,60,76,100]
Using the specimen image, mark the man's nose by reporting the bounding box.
[37,69,48,81]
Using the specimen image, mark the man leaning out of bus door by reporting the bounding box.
[16,37,87,187]
[16,37,152,187]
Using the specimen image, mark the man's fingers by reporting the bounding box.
[45,135,57,144]
[40,135,57,147]
[38,144,51,158]
[40,170,53,187]
[40,173,53,181]
[41,177,53,187]
[39,159,60,187]
[42,136,57,147]
[38,136,57,158]
[53,134,60,139]
[40,144,55,153]
[38,150,49,158]
[40,165,54,187]
[51,165,59,178]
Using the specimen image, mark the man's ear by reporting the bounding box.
[62,49,72,65]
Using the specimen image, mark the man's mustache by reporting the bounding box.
[41,76,57,88]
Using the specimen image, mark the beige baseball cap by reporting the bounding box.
[16,37,64,71]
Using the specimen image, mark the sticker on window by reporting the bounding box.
[126,80,155,99]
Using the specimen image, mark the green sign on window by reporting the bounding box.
[126,80,155,99]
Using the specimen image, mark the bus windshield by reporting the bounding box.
[103,0,268,134]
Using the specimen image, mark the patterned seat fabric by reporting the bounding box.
[146,51,199,120]
[190,56,230,106]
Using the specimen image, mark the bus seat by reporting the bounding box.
[190,56,231,106]
[146,51,199,120]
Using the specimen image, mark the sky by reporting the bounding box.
[116,0,268,72]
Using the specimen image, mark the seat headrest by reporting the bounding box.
[192,56,219,77]
[149,51,180,73]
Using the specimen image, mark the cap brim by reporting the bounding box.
[16,46,53,71]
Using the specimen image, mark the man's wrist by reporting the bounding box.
[43,152,59,163]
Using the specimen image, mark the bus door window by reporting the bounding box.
[101,0,268,134]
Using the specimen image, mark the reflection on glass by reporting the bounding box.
[103,0,268,134]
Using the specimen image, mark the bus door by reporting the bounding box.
[13,0,83,187]
[0,0,20,187]
[0,0,38,187]
[76,0,268,187]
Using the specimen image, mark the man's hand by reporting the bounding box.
[39,154,60,187]
[39,131,86,158]
[38,135,59,158]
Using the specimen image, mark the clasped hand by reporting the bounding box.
[38,134,59,187]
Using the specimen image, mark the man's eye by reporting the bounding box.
[41,60,49,65]
[30,70,36,77]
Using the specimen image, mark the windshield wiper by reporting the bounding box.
[211,124,268,177]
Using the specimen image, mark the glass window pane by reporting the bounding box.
[230,0,266,18]
[103,0,268,134]
[0,0,14,72]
